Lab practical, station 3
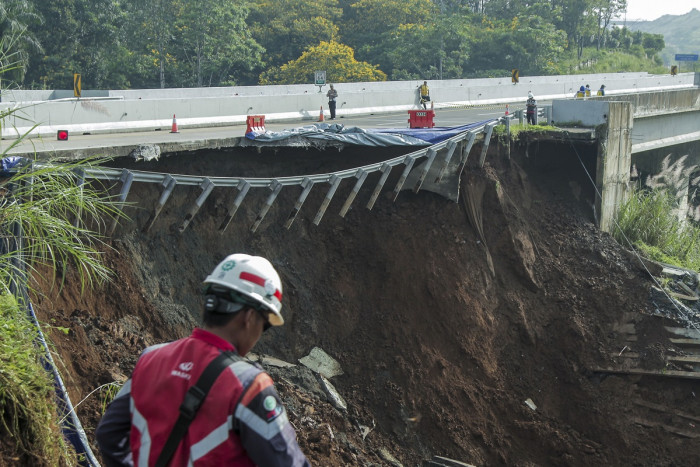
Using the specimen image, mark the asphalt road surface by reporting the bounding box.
[3,101,541,158]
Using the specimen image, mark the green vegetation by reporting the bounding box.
[0,294,77,465]
[494,122,560,141]
[0,0,671,88]
[613,189,700,272]
[1,37,124,463]
[0,159,123,295]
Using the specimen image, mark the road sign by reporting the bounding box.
[73,73,82,98]
[511,69,519,84]
[314,71,326,85]
[675,54,699,62]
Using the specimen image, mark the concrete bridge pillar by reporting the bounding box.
[595,101,633,232]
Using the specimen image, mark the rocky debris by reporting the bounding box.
[299,346,344,378]
[129,144,161,162]
[649,264,700,330]
[27,144,700,466]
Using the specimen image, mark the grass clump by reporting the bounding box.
[613,188,700,272]
[0,294,78,466]
[494,123,560,142]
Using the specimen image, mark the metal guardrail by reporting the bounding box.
[66,119,501,234]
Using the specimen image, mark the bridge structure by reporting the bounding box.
[3,72,699,467]
[552,85,700,231]
[2,72,700,234]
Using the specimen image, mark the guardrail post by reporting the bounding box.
[285,177,314,229]
[367,163,391,210]
[340,169,368,218]
[478,122,497,167]
[392,155,417,201]
[413,148,437,193]
[218,180,250,232]
[143,174,176,233]
[178,178,215,233]
[251,180,283,232]
[457,131,478,173]
[434,140,457,183]
[109,169,134,235]
[313,175,341,226]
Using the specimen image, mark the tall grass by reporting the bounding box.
[0,294,78,466]
[613,188,700,272]
[1,30,124,465]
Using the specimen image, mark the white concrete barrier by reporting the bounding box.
[0,72,696,139]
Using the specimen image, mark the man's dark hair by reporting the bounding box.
[202,307,241,328]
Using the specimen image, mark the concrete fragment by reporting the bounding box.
[130,144,161,162]
[428,456,478,467]
[316,373,347,411]
[246,352,295,368]
[359,423,373,440]
[299,347,344,378]
[524,398,537,411]
[378,447,403,467]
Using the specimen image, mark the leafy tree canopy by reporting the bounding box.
[260,40,386,84]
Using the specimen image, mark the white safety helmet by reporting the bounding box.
[203,254,284,326]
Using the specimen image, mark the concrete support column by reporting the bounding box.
[595,101,633,232]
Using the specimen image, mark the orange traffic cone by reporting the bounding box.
[170,114,179,133]
[505,104,509,116]
[318,106,324,122]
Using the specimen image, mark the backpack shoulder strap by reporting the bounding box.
[155,351,241,467]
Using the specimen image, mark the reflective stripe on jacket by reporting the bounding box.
[96,328,309,466]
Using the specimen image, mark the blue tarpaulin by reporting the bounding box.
[244,120,491,147]
[1,156,29,176]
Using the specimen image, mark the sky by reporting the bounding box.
[619,0,698,22]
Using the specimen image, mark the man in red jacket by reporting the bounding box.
[96,253,309,466]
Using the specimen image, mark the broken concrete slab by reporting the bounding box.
[524,398,537,411]
[299,346,344,378]
[247,352,296,368]
[316,373,347,412]
[378,447,403,467]
[426,456,478,467]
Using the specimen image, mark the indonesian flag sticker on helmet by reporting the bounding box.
[203,254,284,326]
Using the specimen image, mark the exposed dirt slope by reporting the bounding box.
[29,142,700,466]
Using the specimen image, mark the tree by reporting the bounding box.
[340,0,435,77]
[468,15,567,77]
[641,33,664,56]
[591,0,626,50]
[173,0,263,87]
[248,0,342,70]
[24,0,133,90]
[259,40,386,84]
[342,0,434,54]
[0,0,42,82]
[380,13,473,80]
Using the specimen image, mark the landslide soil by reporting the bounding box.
[27,141,700,466]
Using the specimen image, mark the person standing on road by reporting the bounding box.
[597,84,606,96]
[96,253,310,467]
[526,91,537,125]
[575,85,585,98]
[418,81,430,109]
[326,84,338,120]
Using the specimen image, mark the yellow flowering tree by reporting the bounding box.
[260,40,387,85]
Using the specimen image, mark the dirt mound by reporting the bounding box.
[30,143,700,466]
